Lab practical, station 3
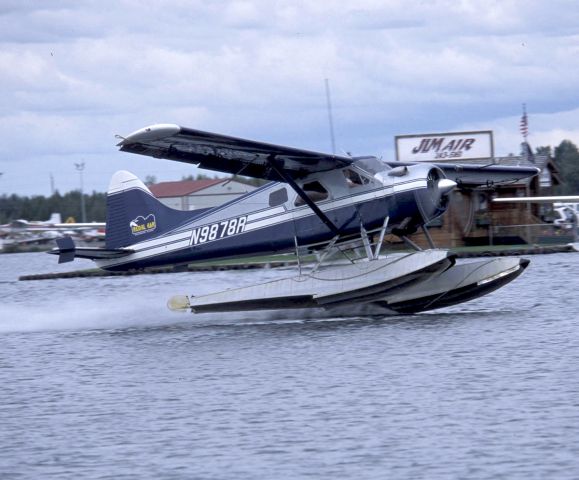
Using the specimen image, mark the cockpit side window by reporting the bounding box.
[343,168,370,187]
[294,181,329,206]
[269,188,288,207]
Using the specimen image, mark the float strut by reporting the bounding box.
[373,216,390,259]
[402,235,423,251]
[422,224,435,249]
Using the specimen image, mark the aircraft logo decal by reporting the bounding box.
[130,214,157,235]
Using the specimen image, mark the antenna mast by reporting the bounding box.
[324,78,336,154]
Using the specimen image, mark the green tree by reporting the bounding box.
[0,191,107,224]
[554,140,579,194]
[144,175,157,186]
[181,173,216,181]
[231,174,268,187]
[535,146,552,156]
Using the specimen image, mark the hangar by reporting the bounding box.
[148,178,257,211]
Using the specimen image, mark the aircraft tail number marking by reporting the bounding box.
[190,216,247,246]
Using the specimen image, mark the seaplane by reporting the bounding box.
[0,213,105,234]
[1,213,106,250]
[50,124,540,314]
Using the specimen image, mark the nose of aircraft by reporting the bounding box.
[415,168,457,224]
[437,178,457,196]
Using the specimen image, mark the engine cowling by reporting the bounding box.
[416,166,456,224]
[374,163,456,235]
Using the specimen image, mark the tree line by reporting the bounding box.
[551,140,579,194]
[0,173,266,224]
[1,141,579,223]
[0,190,107,224]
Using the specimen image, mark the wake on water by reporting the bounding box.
[0,258,516,334]
[1,288,508,334]
[0,296,177,333]
[0,284,410,334]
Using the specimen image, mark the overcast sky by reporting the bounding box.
[2,0,579,196]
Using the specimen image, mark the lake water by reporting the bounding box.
[1,252,579,479]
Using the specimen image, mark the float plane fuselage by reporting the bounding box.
[51,124,540,314]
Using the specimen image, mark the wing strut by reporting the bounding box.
[266,155,340,235]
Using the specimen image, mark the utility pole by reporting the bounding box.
[74,162,87,223]
[50,173,55,196]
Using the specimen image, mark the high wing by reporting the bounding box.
[117,124,353,182]
[493,196,579,203]
[118,124,539,186]
[385,162,540,188]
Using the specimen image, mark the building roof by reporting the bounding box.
[149,179,225,198]
[495,154,549,169]
[456,154,548,168]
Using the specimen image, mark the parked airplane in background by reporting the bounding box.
[50,124,539,314]
[1,213,62,230]
[493,195,579,251]
[0,213,105,234]
[0,213,105,249]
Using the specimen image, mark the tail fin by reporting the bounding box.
[105,171,194,248]
[47,213,62,224]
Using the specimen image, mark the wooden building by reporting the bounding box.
[393,131,561,248]
[408,153,560,248]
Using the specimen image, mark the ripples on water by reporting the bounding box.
[1,252,579,479]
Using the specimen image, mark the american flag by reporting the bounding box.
[520,104,528,139]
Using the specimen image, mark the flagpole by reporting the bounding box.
[520,103,532,240]
[520,103,528,143]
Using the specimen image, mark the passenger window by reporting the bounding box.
[343,168,369,187]
[269,188,288,207]
[294,181,329,206]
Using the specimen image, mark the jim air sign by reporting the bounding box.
[395,131,494,162]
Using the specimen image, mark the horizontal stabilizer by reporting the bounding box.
[48,236,133,264]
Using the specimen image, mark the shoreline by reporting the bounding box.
[17,244,576,281]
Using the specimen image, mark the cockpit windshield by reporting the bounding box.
[351,156,389,176]
[343,168,370,187]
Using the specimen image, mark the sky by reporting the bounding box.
[2,0,579,196]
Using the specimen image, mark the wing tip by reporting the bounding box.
[116,124,181,147]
